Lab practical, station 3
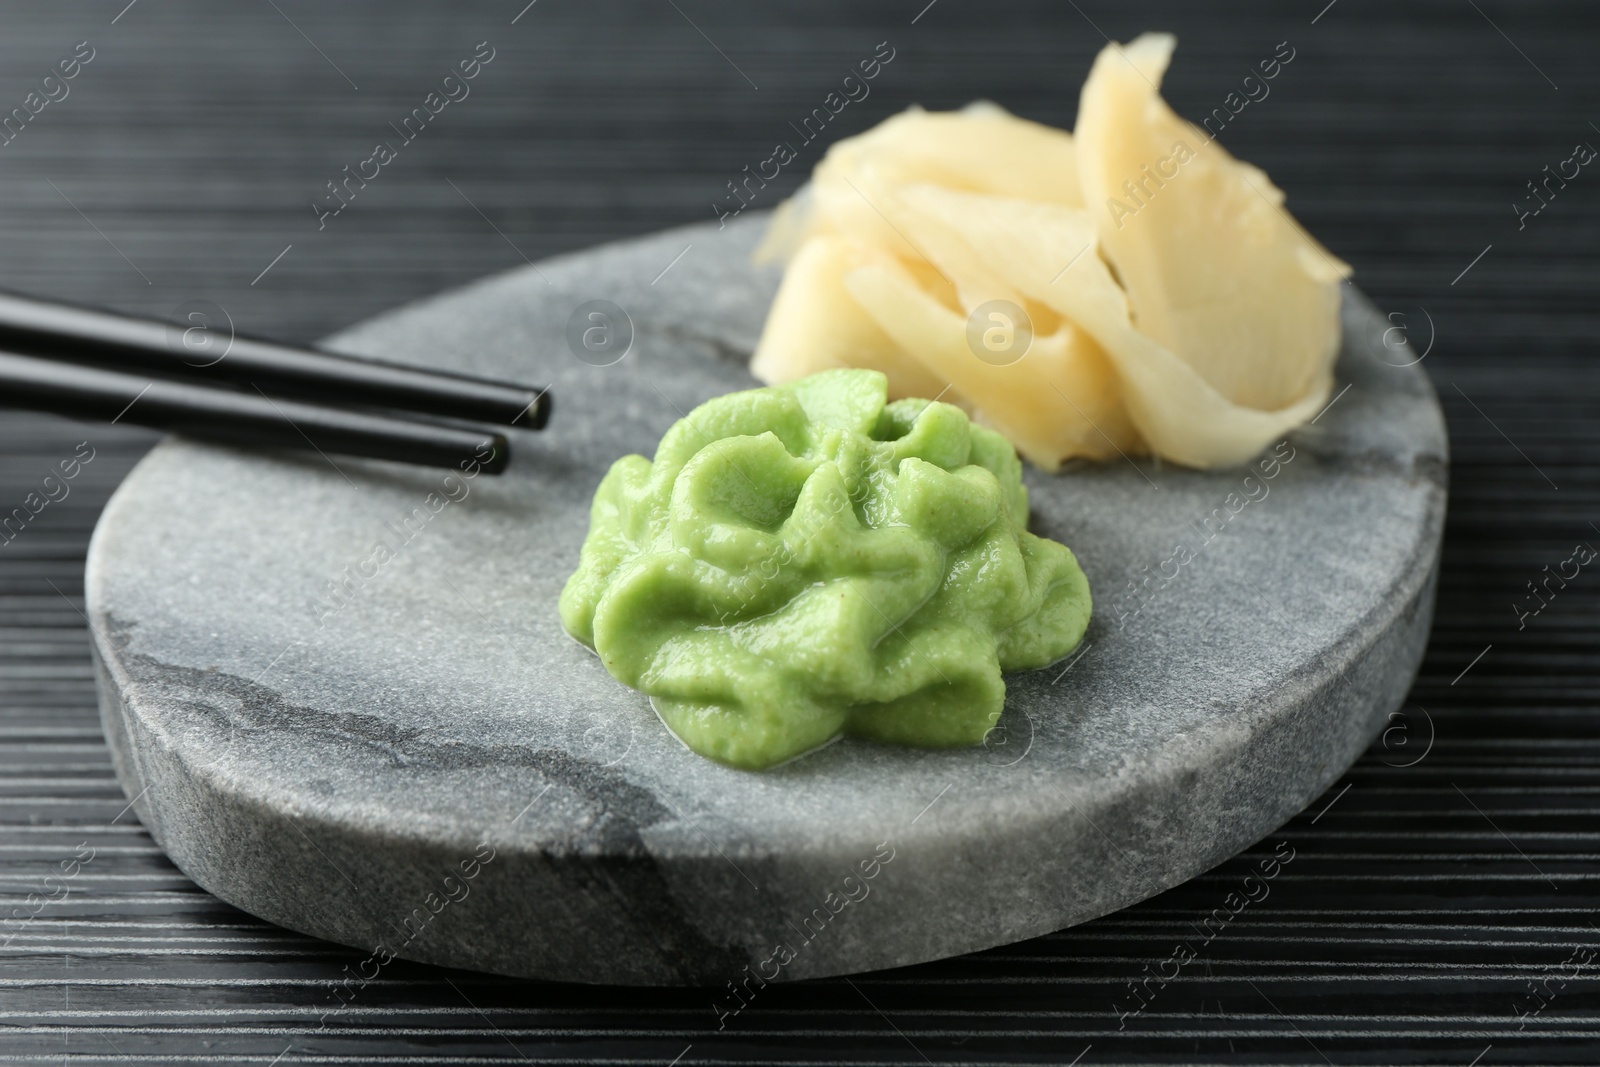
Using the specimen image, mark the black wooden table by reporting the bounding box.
[2,1,1597,1062]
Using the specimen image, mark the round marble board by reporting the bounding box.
[87,214,1446,986]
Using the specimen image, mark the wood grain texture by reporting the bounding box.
[1,0,1598,1061]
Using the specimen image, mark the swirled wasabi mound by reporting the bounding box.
[559,369,1091,770]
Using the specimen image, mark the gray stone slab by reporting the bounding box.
[87,213,1447,986]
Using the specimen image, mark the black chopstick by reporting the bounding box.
[0,289,550,430]
[0,350,507,474]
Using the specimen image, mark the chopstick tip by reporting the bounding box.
[478,433,511,475]
[516,387,552,430]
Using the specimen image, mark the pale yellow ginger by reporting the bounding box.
[750,34,1351,471]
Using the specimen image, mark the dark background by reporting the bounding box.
[2,0,1597,1062]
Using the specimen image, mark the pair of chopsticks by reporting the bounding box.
[0,291,551,474]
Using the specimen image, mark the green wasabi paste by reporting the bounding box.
[559,369,1091,770]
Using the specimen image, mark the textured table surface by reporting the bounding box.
[1,0,1597,1062]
